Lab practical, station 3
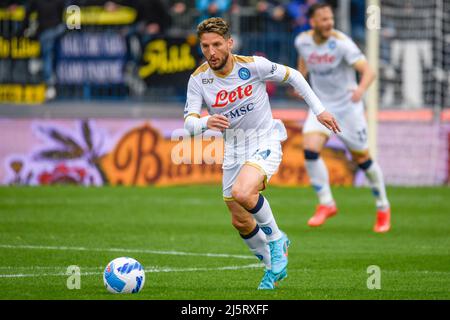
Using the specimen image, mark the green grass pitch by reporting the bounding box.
[0,186,449,300]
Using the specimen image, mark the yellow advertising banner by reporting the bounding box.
[63,6,137,25]
[0,37,40,59]
[0,84,46,104]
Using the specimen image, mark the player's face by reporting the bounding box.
[310,7,335,39]
[199,32,233,71]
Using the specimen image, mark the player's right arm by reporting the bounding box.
[184,76,229,135]
[342,35,374,102]
[294,33,309,79]
[297,57,308,78]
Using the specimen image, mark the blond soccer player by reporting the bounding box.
[184,17,340,289]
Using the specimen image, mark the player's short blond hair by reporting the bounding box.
[197,17,231,39]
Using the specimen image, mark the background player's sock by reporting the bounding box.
[304,150,335,206]
[240,224,271,270]
[248,194,282,242]
[359,159,390,210]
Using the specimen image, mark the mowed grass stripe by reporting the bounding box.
[0,186,449,299]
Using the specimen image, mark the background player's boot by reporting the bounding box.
[374,208,391,233]
[308,204,338,227]
[269,232,290,275]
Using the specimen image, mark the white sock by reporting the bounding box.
[248,194,282,242]
[240,225,271,270]
[305,157,335,206]
[362,160,390,210]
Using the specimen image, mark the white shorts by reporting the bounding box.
[222,120,286,200]
[303,101,368,153]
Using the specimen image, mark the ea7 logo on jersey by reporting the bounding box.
[270,64,277,74]
[202,78,214,84]
[212,84,253,108]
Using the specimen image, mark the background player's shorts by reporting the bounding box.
[303,101,369,152]
[222,120,286,200]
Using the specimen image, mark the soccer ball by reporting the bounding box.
[103,257,145,294]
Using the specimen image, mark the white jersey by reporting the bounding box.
[184,55,285,139]
[294,30,365,111]
[184,54,325,167]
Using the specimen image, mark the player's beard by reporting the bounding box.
[208,53,229,71]
[317,26,333,40]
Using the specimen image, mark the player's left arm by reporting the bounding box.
[286,67,340,133]
[343,36,376,103]
[351,59,376,103]
[254,56,340,133]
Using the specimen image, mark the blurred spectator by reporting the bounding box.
[126,0,172,64]
[171,1,188,15]
[256,0,287,33]
[74,0,132,15]
[120,0,173,98]
[238,1,292,66]
[0,0,24,37]
[285,0,319,35]
[131,0,172,41]
[75,0,126,7]
[235,0,287,33]
[168,0,196,35]
[22,0,66,36]
[22,0,67,100]
[0,0,22,10]
[196,0,232,23]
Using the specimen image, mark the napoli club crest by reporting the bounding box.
[261,226,273,235]
[328,40,337,50]
[238,67,251,80]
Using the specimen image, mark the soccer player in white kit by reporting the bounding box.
[294,3,391,233]
[184,17,340,289]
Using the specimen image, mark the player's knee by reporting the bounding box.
[351,150,370,164]
[304,149,320,161]
[231,186,252,206]
[358,158,373,170]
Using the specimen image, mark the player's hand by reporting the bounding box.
[351,87,364,102]
[317,111,341,134]
[207,114,230,131]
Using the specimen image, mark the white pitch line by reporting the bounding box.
[0,263,263,278]
[0,244,255,260]
[0,266,104,270]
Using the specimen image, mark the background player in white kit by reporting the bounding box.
[184,17,340,289]
[294,3,391,233]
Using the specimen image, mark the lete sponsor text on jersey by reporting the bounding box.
[307,52,336,65]
[212,84,253,108]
